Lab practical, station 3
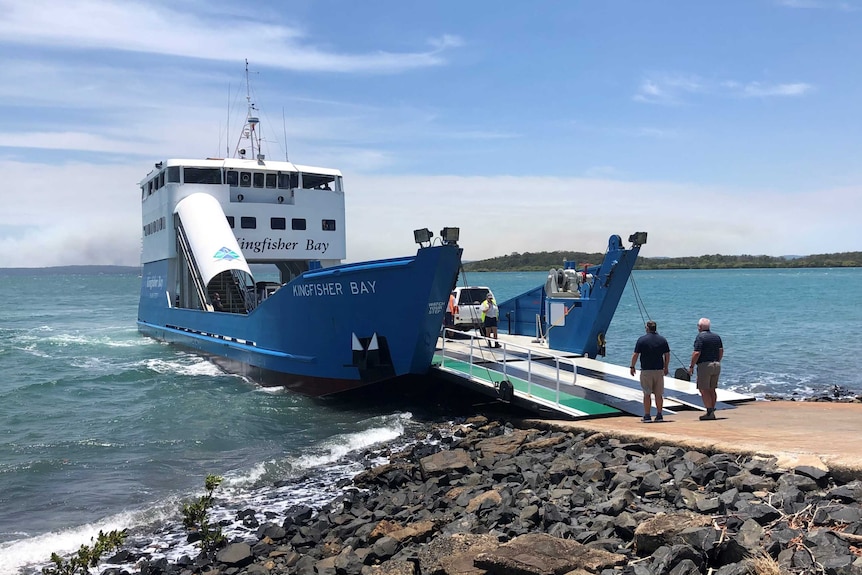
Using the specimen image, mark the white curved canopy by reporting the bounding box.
[175,193,252,285]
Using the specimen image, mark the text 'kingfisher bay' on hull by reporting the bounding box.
[136,62,462,397]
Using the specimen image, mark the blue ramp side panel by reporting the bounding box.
[497,234,642,358]
[498,285,545,338]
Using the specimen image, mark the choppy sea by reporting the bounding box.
[1,268,860,573]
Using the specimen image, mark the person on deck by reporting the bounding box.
[480,294,500,348]
[444,291,456,337]
[630,320,670,423]
[212,292,224,312]
[689,317,724,420]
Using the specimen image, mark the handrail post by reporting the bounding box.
[556,358,561,405]
[527,349,532,396]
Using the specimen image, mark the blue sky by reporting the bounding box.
[1,0,860,267]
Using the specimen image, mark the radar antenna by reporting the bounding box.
[233,59,262,160]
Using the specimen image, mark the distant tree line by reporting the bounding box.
[462,251,862,272]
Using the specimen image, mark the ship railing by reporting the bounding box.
[175,219,210,310]
[439,328,578,408]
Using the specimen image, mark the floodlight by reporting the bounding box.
[628,232,648,247]
[440,227,460,244]
[413,228,432,245]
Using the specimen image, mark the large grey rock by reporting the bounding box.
[473,533,625,575]
[417,533,499,575]
[420,449,475,476]
[634,512,713,556]
[216,542,253,567]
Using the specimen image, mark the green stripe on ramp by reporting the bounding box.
[433,355,618,416]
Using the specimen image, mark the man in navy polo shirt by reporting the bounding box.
[630,320,670,423]
[689,317,724,420]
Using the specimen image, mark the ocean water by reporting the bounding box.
[1,268,860,573]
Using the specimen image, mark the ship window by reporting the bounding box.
[241,217,256,229]
[292,218,306,230]
[183,167,222,184]
[226,216,235,228]
[271,217,286,230]
[322,219,337,231]
[141,186,145,199]
[253,173,264,188]
[148,180,154,195]
[265,173,277,188]
[239,172,252,187]
[158,171,165,188]
[303,173,335,190]
[167,166,180,183]
[277,172,298,189]
[226,170,239,186]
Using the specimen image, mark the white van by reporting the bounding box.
[450,286,495,331]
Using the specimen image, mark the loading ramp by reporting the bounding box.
[431,330,753,421]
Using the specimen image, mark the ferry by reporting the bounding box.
[137,64,462,396]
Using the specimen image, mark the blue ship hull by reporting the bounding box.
[138,244,461,396]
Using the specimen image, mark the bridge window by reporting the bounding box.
[292,218,306,230]
[265,173,277,188]
[271,217,286,230]
[241,217,256,229]
[167,166,180,183]
[158,171,165,188]
[226,170,239,186]
[183,167,222,184]
[226,216,235,228]
[322,219,337,231]
[303,173,335,190]
[239,172,252,187]
[277,172,298,189]
[253,173,264,188]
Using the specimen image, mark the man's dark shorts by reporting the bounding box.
[484,317,498,328]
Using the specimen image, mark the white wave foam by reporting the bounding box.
[255,385,287,394]
[138,357,232,378]
[0,513,134,575]
[293,415,408,470]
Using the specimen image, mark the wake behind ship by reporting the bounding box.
[137,65,461,396]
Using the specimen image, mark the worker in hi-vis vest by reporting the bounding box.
[480,293,500,348]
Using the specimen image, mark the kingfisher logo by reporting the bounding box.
[213,247,240,261]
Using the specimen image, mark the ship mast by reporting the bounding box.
[233,59,261,160]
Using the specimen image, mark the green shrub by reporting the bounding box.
[182,474,226,552]
[42,529,126,575]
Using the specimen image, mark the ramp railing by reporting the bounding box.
[439,329,579,408]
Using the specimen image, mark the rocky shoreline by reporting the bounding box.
[102,415,862,575]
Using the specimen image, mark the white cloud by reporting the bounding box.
[0,0,460,74]
[636,74,814,104]
[741,82,813,97]
[340,174,861,263]
[775,0,859,10]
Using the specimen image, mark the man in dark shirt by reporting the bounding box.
[689,317,724,420]
[630,320,670,423]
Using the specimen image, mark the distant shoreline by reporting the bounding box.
[0,265,140,276]
[463,251,862,272]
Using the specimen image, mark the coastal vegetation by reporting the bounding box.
[42,530,126,575]
[463,251,862,272]
[181,474,226,552]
